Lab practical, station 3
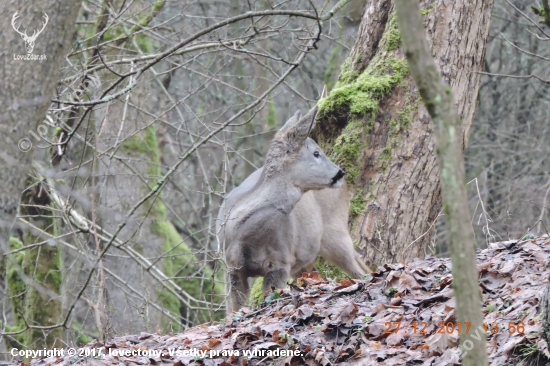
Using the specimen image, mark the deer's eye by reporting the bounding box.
[313,151,320,158]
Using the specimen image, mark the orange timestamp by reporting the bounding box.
[384,321,525,335]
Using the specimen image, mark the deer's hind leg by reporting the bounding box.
[319,231,370,278]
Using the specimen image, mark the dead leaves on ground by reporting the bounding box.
[20,236,550,365]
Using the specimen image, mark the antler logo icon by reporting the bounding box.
[11,11,49,54]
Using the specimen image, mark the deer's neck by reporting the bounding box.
[252,175,302,215]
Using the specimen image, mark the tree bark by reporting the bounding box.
[0,0,80,243]
[395,1,488,364]
[0,0,80,348]
[313,0,494,266]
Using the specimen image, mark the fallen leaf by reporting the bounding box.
[370,341,382,350]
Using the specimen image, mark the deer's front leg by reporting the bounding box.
[227,271,249,314]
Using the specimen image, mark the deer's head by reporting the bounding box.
[12,11,49,54]
[264,106,345,191]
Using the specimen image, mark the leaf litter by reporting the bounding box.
[16,236,550,365]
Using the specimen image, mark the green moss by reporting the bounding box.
[350,188,367,218]
[330,119,368,183]
[385,287,398,297]
[315,257,346,280]
[379,144,393,171]
[149,194,167,219]
[22,243,63,347]
[486,304,497,313]
[151,192,224,326]
[135,34,153,53]
[152,222,188,319]
[135,0,166,30]
[390,96,418,133]
[249,277,264,307]
[318,55,408,184]
[7,237,24,255]
[384,15,402,51]
[319,56,407,119]
[70,320,94,345]
[319,56,408,118]
[123,126,160,163]
[9,186,64,348]
[123,125,163,194]
[421,3,434,15]
[316,18,410,216]
[380,95,420,171]
[5,238,27,348]
[102,0,164,51]
[247,259,351,305]
[337,57,360,85]
[102,27,124,42]
[130,0,165,52]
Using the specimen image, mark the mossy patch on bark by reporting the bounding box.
[6,183,64,349]
[317,55,408,184]
[101,0,165,52]
[421,3,434,15]
[5,237,27,348]
[380,94,421,171]
[316,10,409,183]
[350,188,367,218]
[385,14,402,51]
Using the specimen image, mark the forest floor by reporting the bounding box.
[16,235,550,365]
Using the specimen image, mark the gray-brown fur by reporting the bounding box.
[217,106,370,314]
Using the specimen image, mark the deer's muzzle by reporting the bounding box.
[331,169,345,186]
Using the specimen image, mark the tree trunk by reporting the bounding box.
[395,1,488,363]
[313,0,494,266]
[0,0,80,244]
[542,273,550,350]
[0,0,80,349]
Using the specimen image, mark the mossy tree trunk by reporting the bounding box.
[92,63,224,332]
[20,185,63,348]
[313,0,494,266]
[5,180,63,349]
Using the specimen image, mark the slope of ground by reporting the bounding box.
[10,236,550,365]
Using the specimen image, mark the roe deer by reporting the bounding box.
[217,106,370,313]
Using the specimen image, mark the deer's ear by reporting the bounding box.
[279,110,302,133]
[285,106,318,144]
[269,106,318,156]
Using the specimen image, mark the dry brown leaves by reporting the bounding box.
[17,236,550,365]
